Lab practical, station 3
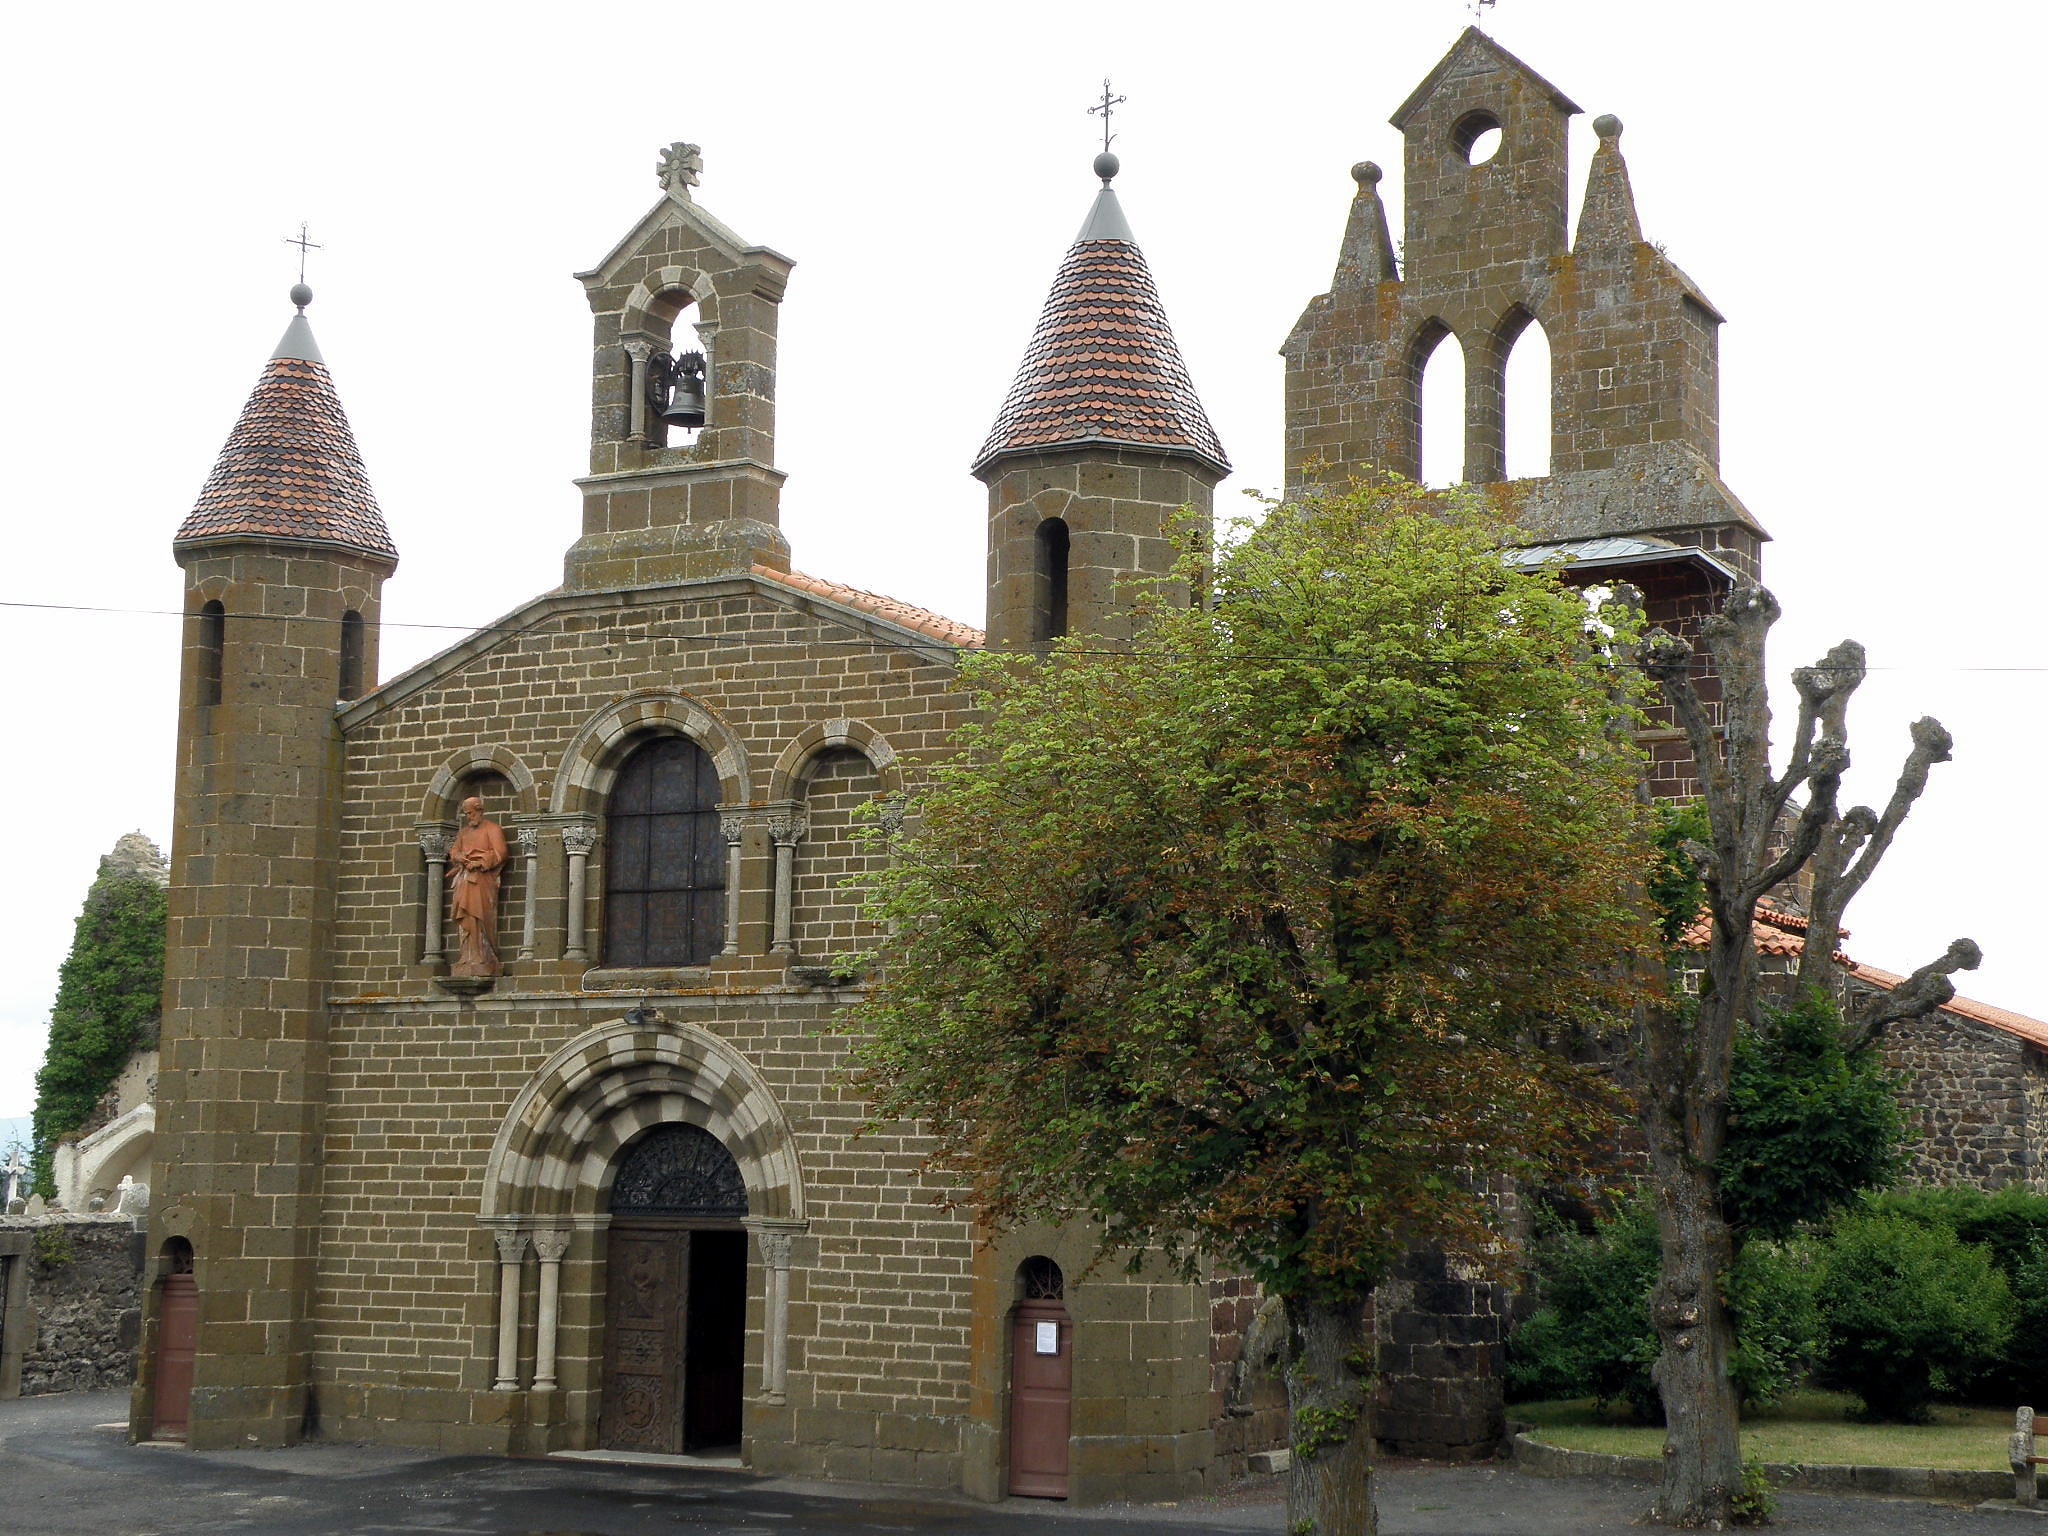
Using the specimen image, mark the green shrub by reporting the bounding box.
[1725,1239,1819,1412]
[1868,1183,2048,1400]
[1716,990,1907,1238]
[1813,1211,2015,1421]
[1508,1199,1662,1421]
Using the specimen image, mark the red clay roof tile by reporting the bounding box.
[753,565,983,649]
[973,238,1228,476]
[175,354,397,565]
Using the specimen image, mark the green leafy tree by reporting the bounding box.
[1716,990,1907,1238]
[855,481,1655,1536]
[29,833,168,1197]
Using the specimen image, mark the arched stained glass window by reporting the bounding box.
[604,735,725,968]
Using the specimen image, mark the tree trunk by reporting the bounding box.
[1284,1294,1376,1536]
[1649,1157,1742,1526]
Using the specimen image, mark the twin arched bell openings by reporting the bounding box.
[1413,306,1553,487]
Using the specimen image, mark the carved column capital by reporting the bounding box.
[622,337,656,365]
[417,827,451,861]
[757,1230,793,1269]
[560,822,598,857]
[876,793,907,835]
[530,1228,572,1264]
[514,824,540,856]
[494,1229,530,1266]
[768,811,808,847]
[719,810,749,845]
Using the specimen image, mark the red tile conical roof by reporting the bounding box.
[174,311,397,566]
[973,185,1228,478]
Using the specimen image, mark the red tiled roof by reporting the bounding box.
[175,354,397,564]
[1851,963,2048,1052]
[972,238,1229,477]
[1678,903,2048,1052]
[754,565,983,649]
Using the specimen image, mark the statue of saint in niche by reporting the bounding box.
[447,795,508,977]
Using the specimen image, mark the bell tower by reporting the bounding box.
[564,142,797,591]
[144,284,397,1448]
[974,152,1229,651]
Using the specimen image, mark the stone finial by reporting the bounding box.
[115,1177,151,1218]
[658,142,704,199]
[1572,116,1644,253]
[1332,161,1400,294]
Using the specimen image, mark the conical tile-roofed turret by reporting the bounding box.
[976,153,1229,652]
[973,155,1228,477]
[174,287,398,567]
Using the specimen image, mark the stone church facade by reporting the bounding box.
[129,28,2043,1498]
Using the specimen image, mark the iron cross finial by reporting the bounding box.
[283,222,323,284]
[1468,0,1497,23]
[1088,78,1126,155]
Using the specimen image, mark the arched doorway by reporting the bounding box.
[151,1239,197,1440]
[1007,1256,1073,1498]
[598,1123,749,1454]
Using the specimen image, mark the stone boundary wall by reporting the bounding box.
[1880,1000,2044,1192]
[0,1215,144,1397]
[1511,1430,2011,1503]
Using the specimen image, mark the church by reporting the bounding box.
[131,28,2046,1502]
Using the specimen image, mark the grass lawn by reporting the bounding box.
[1514,1391,2013,1471]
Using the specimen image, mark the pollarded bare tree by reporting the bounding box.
[1634,585,1979,1526]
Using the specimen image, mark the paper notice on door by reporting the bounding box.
[1035,1320,1059,1355]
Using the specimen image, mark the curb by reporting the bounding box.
[1511,1431,2013,1503]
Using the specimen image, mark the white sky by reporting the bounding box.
[2,1,2042,1120]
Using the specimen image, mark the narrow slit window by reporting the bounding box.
[338,610,364,701]
[1034,517,1070,644]
[198,601,225,708]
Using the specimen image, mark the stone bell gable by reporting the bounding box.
[1282,26,1763,582]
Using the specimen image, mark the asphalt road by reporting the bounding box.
[0,1389,2036,1535]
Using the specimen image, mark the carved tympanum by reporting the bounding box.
[608,1123,748,1218]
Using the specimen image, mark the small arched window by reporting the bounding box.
[197,601,225,708]
[338,610,365,701]
[604,735,726,968]
[1034,517,1070,645]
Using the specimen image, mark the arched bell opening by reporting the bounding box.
[1007,1255,1073,1498]
[624,287,710,451]
[596,1122,750,1456]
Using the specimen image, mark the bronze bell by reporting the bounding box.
[660,351,708,430]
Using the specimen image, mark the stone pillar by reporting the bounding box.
[417,827,450,963]
[561,822,597,963]
[515,825,540,962]
[493,1229,528,1392]
[530,1228,571,1393]
[719,811,746,956]
[694,320,718,430]
[623,339,654,445]
[769,810,806,956]
[745,1219,804,1402]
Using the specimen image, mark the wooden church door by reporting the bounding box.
[598,1124,750,1455]
[151,1240,198,1440]
[1007,1256,1073,1497]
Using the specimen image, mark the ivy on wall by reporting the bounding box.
[29,836,167,1197]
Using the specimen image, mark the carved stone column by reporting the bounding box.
[768,810,807,956]
[492,1229,529,1391]
[561,822,598,963]
[693,320,718,430]
[530,1228,572,1392]
[745,1219,804,1402]
[623,338,654,445]
[719,811,747,956]
[417,827,451,964]
[514,824,540,962]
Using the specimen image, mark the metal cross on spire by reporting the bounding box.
[282,221,323,284]
[1468,0,1497,23]
[1088,78,1126,154]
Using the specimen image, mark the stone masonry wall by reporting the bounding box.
[0,1217,142,1397]
[1882,1002,2042,1192]
[791,748,883,964]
